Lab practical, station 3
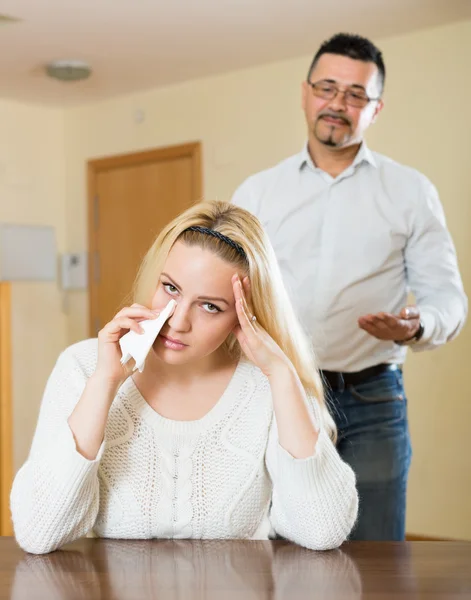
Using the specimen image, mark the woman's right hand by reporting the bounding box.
[95,304,158,386]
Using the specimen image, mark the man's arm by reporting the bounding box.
[403,176,467,350]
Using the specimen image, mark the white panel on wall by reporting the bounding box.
[0,224,56,281]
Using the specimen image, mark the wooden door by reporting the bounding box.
[88,142,202,336]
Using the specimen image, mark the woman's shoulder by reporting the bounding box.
[56,338,99,379]
[238,358,271,397]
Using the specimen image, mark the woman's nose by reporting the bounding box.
[167,301,191,332]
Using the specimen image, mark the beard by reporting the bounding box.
[322,134,339,147]
[314,115,352,148]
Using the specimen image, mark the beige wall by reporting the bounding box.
[368,22,471,540]
[6,18,470,537]
[0,99,68,472]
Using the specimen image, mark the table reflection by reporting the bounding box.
[11,539,362,599]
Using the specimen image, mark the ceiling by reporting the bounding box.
[1,0,470,107]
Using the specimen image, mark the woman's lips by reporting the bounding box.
[158,334,188,350]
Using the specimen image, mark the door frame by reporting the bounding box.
[87,142,202,337]
[0,282,13,535]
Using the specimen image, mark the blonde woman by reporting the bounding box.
[11,201,358,554]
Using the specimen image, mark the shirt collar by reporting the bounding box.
[298,141,377,171]
[353,142,377,168]
[298,143,316,170]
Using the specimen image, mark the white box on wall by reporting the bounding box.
[60,252,88,290]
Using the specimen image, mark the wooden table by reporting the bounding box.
[0,537,469,599]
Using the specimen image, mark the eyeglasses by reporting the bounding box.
[307,80,381,108]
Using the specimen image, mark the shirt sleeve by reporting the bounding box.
[231,177,261,215]
[10,349,104,554]
[265,397,358,550]
[405,176,468,350]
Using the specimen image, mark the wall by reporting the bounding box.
[0,99,68,472]
[370,22,471,540]
[19,18,470,538]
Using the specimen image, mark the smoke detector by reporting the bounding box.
[45,60,92,82]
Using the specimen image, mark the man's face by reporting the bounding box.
[302,53,384,148]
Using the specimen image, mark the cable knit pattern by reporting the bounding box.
[10,339,358,554]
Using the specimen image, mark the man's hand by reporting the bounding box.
[358,305,421,342]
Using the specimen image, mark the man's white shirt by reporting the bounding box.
[232,143,467,371]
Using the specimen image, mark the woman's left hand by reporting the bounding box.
[231,274,292,379]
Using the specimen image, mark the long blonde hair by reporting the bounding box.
[133,201,336,440]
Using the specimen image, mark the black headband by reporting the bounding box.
[183,226,247,261]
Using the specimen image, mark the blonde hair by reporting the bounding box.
[133,201,336,440]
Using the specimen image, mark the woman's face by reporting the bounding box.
[150,241,243,365]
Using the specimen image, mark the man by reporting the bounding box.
[231,33,467,540]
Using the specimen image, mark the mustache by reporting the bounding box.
[317,112,351,126]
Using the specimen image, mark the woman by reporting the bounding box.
[11,201,358,554]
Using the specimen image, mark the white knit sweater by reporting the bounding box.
[11,339,358,554]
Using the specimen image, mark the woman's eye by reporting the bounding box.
[163,283,178,295]
[203,303,221,314]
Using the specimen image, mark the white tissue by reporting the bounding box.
[119,299,177,373]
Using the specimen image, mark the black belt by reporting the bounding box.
[320,363,402,392]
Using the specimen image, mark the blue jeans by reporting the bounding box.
[327,367,412,541]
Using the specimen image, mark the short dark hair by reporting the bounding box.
[307,33,385,94]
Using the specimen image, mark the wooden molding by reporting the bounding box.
[406,533,453,541]
[87,142,202,173]
[0,283,13,536]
